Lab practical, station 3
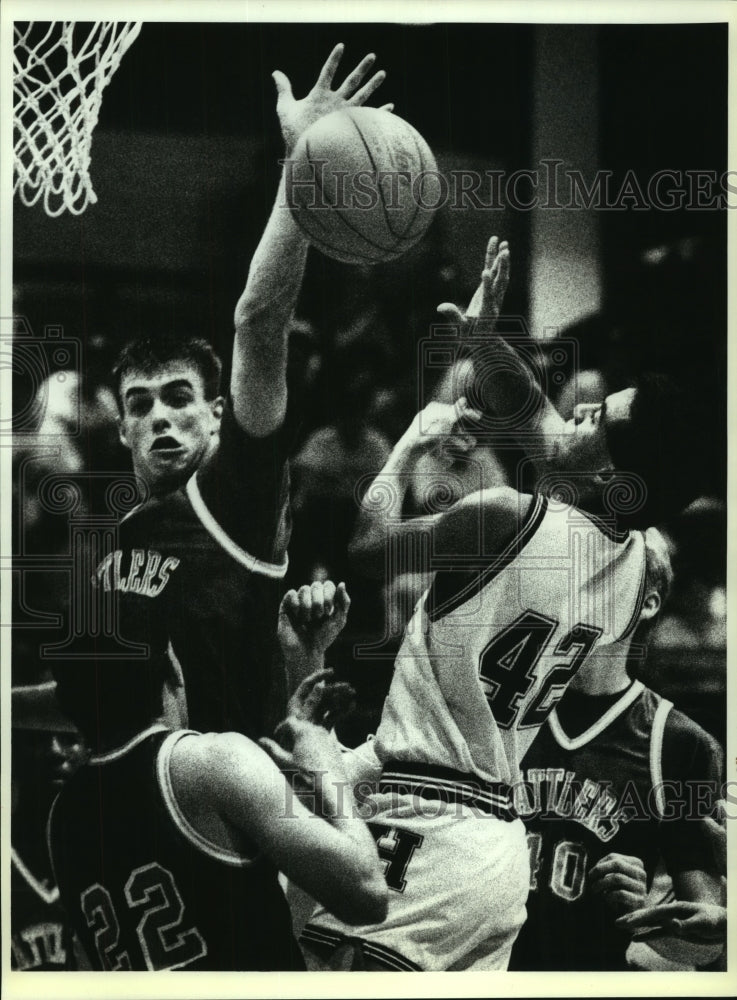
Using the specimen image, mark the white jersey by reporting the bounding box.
[374,493,647,786]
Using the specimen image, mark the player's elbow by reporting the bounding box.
[356,879,389,926]
[333,869,388,926]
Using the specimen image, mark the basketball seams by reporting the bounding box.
[402,122,435,239]
[347,111,425,245]
[289,106,437,264]
[315,112,411,258]
[293,139,383,263]
[308,162,388,262]
[295,139,330,232]
[348,112,408,244]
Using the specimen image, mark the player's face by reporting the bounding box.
[555,387,636,474]
[118,365,222,493]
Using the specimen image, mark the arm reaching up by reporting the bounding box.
[349,398,529,578]
[278,579,352,693]
[231,44,390,436]
[349,399,479,575]
[437,236,567,473]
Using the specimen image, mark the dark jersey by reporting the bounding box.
[10,848,77,970]
[87,402,292,737]
[508,681,723,971]
[48,726,305,971]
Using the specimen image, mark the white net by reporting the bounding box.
[13,21,142,217]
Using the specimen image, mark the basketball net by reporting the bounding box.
[13,21,142,217]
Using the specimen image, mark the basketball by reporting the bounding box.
[287,107,441,265]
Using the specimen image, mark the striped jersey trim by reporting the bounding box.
[300,925,421,972]
[89,724,169,764]
[120,502,144,524]
[11,848,59,906]
[549,681,644,751]
[427,492,548,623]
[362,939,422,972]
[379,761,517,821]
[578,505,630,544]
[157,730,256,867]
[185,473,288,579]
[300,924,343,950]
[650,697,673,819]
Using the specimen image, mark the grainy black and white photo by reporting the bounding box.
[2,2,732,995]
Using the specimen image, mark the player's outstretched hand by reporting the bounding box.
[437,236,510,334]
[273,43,393,155]
[615,900,727,944]
[259,670,355,780]
[589,852,647,916]
[286,668,356,730]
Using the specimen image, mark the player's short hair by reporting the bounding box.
[604,373,704,529]
[112,334,222,413]
[51,658,170,748]
[630,526,674,658]
[643,525,674,608]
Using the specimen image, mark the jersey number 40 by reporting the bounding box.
[479,611,602,729]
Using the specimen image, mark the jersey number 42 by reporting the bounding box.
[479,611,602,729]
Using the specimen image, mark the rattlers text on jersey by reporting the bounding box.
[508,682,723,971]
[11,848,78,970]
[76,401,293,739]
[303,493,646,971]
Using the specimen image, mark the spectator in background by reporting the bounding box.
[11,724,87,970]
[290,340,391,608]
[653,498,727,653]
[14,363,120,531]
[285,317,324,433]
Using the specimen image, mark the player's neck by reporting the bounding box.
[133,462,188,498]
[568,646,632,696]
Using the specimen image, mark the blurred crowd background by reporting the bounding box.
[12,21,727,758]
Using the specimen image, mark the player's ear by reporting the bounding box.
[639,589,662,623]
[592,465,616,488]
[209,395,225,431]
[117,415,131,450]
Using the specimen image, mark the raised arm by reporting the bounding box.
[277,579,351,695]
[231,44,390,436]
[437,236,567,472]
[349,399,526,578]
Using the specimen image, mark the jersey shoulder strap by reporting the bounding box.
[156,730,257,867]
[648,693,674,819]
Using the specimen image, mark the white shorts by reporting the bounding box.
[301,786,529,972]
